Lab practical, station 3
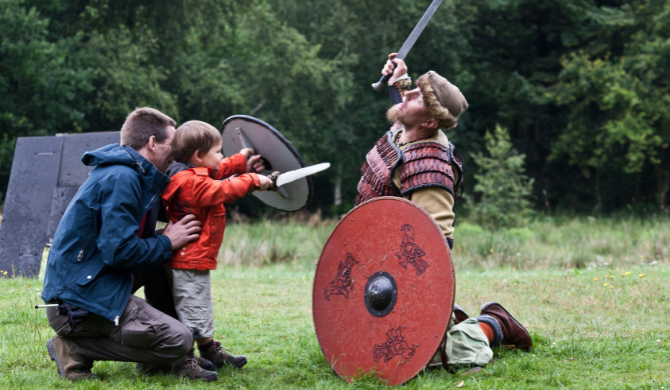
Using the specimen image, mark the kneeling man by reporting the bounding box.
[41,108,203,379]
[356,55,532,368]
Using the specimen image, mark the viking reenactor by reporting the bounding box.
[354,55,533,370]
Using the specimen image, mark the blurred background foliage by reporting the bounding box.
[1,0,670,218]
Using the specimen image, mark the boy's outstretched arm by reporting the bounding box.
[191,173,261,207]
[212,149,266,180]
[212,154,248,180]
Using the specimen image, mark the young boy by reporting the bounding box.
[161,120,273,381]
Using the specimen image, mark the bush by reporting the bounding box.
[470,125,534,229]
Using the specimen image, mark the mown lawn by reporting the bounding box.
[2,217,670,389]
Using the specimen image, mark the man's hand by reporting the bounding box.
[163,214,202,250]
[383,53,408,85]
[256,175,274,191]
[247,155,266,173]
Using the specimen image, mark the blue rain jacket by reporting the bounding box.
[42,144,173,322]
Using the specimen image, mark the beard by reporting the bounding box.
[386,104,403,125]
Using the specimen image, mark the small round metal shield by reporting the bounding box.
[220,115,312,212]
[313,197,455,386]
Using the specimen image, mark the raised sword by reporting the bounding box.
[371,0,444,90]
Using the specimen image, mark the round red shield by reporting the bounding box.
[313,197,455,386]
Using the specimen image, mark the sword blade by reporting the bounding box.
[371,0,444,90]
[396,0,444,60]
[276,163,330,187]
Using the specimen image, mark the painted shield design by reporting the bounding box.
[313,197,455,386]
[220,115,313,212]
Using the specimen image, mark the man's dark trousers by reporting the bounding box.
[46,294,191,364]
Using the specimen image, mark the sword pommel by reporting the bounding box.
[371,80,386,91]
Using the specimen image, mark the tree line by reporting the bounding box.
[1,0,669,215]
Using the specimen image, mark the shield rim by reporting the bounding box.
[312,196,456,386]
[220,115,313,212]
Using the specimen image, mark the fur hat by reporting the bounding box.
[417,71,468,130]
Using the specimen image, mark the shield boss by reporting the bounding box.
[313,197,455,386]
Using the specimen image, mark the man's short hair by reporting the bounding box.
[171,121,222,163]
[120,107,176,150]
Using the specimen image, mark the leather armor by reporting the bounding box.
[355,130,463,206]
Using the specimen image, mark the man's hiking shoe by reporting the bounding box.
[46,336,97,380]
[477,302,532,351]
[199,341,247,369]
[171,354,218,382]
[137,357,213,376]
[137,357,213,375]
[135,362,171,376]
[453,303,469,325]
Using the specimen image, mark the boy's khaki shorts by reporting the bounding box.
[166,269,215,338]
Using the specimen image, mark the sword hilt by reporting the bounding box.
[266,171,280,191]
[372,57,398,91]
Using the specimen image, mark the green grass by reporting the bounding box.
[218,219,333,268]
[2,217,670,388]
[454,216,670,270]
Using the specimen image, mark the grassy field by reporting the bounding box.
[219,215,670,271]
[1,216,670,389]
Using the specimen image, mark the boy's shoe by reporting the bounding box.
[197,356,215,371]
[46,336,97,380]
[170,354,218,382]
[200,341,247,369]
[453,303,469,325]
[477,302,532,351]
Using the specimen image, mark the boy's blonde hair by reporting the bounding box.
[172,121,222,163]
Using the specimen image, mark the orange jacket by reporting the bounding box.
[161,154,259,270]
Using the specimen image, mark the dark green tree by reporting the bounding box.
[553,0,670,209]
[0,0,92,172]
[471,125,534,228]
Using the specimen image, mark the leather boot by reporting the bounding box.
[46,336,97,380]
[171,352,218,381]
[197,356,215,370]
[477,302,532,351]
[137,357,212,375]
[135,362,171,375]
[453,303,469,324]
[199,341,247,369]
